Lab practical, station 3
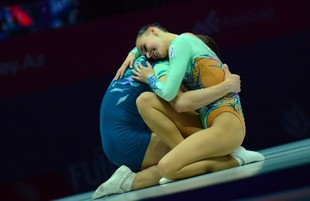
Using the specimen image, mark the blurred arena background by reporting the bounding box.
[0,0,309,200]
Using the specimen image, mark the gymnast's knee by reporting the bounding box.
[136,91,155,111]
[157,158,177,179]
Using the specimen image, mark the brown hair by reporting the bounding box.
[196,34,220,58]
[137,22,168,38]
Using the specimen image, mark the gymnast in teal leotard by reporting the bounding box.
[132,23,264,183]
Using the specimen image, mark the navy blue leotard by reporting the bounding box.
[99,56,168,170]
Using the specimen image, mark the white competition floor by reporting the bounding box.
[54,138,310,201]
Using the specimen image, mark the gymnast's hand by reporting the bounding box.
[131,61,155,84]
[114,52,136,80]
[223,64,241,93]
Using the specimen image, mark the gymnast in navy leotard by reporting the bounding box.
[99,56,169,170]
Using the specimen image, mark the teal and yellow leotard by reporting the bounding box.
[147,34,245,131]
